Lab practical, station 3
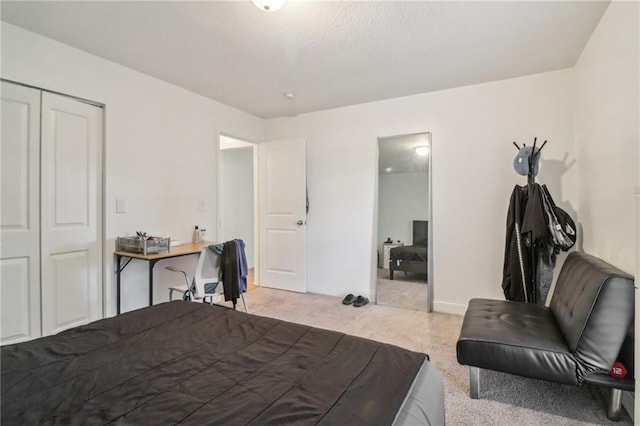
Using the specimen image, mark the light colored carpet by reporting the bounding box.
[376,268,428,311]
[245,287,632,425]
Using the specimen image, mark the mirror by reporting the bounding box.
[376,133,431,311]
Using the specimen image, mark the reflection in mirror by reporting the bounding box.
[376,133,430,312]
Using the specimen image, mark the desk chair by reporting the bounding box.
[166,247,248,312]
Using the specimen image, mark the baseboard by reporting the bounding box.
[433,300,467,315]
[622,390,634,420]
[309,289,466,315]
[308,286,371,301]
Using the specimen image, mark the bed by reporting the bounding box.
[1,301,444,425]
[389,220,428,280]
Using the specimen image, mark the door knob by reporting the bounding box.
[297,220,304,226]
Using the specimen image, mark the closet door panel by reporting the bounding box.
[1,258,32,342]
[41,92,102,336]
[53,110,90,226]
[0,83,41,345]
[50,251,91,330]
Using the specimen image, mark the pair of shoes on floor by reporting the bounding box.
[341,294,369,307]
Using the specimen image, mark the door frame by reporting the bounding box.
[216,133,260,286]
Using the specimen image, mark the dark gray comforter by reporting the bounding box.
[390,245,428,263]
[1,301,427,425]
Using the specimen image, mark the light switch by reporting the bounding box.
[116,199,126,213]
[198,200,207,212]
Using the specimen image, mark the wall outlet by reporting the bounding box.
[116,198,126,213]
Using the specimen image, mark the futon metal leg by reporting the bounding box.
[607,388,623,421]
[469,367,479,399]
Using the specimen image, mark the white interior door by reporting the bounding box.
[40,92,103,335]
[0,82,42,345]
[258,139,306,292]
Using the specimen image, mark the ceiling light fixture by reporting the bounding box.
[415,146,429,157]
[252,0,285,12]
[284,92,295,99]
[385,167,393,173]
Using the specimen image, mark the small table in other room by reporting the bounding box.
[382,242,403,270]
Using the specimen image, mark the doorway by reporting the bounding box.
[376,133,431,312]
[218,135,258,290]
[218,136,308,293]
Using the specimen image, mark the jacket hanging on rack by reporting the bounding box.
[501,183,576,304]
[502,184,547,303]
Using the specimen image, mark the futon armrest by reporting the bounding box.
[582,373,635,392]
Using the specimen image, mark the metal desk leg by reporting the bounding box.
[115,255,133,315]
[148,259,162,307]
[149,260,155,307]
[116,255,122,315]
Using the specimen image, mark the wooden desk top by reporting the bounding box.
[115,242,216,260]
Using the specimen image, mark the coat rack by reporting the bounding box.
[513,137,547,184]
[510,137,548,304]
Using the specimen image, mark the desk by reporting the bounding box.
[115,242,210,314]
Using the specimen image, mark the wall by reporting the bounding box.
[572,1,639,418]
[3,19,599,318]
[220,147,255,267]
[573,1,639,275]
[378,171,428,265]
[1,23,265,316]
[266,69,577,313]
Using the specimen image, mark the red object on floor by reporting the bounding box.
[609,361,628,379]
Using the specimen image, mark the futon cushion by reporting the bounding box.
[457,298,579,385]
[549,252,634,378]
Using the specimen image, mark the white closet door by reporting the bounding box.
[40,92,103,335]
[0,82,42,345]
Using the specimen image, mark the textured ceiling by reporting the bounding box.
[1,1,609,119]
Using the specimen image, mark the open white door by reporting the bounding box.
[258,139,306,292]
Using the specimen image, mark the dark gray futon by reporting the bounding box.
[457,251,634,420]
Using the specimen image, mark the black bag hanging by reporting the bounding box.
[541,185,577,251]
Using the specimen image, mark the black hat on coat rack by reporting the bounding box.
[512,137,548,184]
